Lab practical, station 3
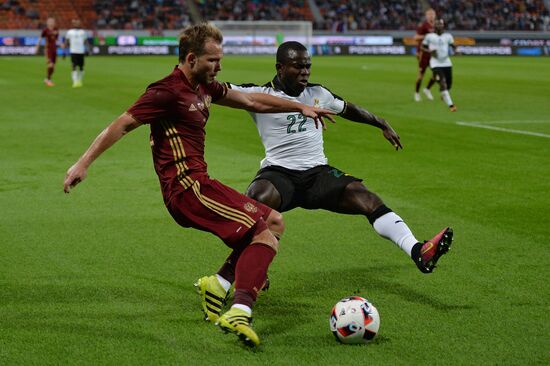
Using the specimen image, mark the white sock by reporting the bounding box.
[373,212,419,257]
[232,304,252,316]
[216,274,231,292]
[78,70,84,82]
[71,71,77,83]
[441,90,453,106]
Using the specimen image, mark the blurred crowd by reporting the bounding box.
[197,0,310,22]
[93,0,190,31]
[1,0,549,31]
[316,0,549,31]
[316,0,423,31]
[428,0,549,31]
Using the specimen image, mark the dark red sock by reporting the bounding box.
[415,79,421,93]
[233,244,276,308]
[427,77,435,89]
[217,247,244,283]
[47,66,54,79]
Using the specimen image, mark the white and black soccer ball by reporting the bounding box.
[329,296,380,344]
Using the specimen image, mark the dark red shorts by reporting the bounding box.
[46,48,57,64]
[166,175,272,248]
[418,52,431,73]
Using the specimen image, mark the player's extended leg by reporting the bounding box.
[43,52,56,86]
[196,209,283,324]
[423,70,435,100]
[217,220,280,347]
[336,181,453,273]
[45,60,55,86]
[77,56,85,87]
[70,54,81,88]
[426,74,436,90]
[215,209,283,285]
[414,67,425,102]
[437,69,456,112]
[71,64,78,88]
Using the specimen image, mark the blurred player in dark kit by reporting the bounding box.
[414,8,436,102]
[35,17,60,87]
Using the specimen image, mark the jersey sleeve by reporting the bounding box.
[318,86,346,114]
[448,34,455,45]
[204,80,228,102]
[228,83,266,94]
[126,86,176,124]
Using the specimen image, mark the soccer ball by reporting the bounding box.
[329,296,380,344]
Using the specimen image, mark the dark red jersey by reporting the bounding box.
[127,66,228,203]
[41,27,59,52]
[416,21,434,51]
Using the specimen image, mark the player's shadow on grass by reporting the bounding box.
[255,264,474,341]
[291,265,474,311]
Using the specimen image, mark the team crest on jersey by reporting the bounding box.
[314,98,320,107]
[204,95,212,108]
[189,104,197,111]
[243,202,258,213]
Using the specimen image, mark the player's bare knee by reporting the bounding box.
[266,210,285,240]
[251,228,280,252]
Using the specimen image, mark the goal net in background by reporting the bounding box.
[211,21,313,54]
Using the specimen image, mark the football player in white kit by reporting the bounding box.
[422,19,458,111]
[199,42,453,296]
[64,19,90,88]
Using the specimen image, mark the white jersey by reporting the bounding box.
[65,28,88,54]
[423,32,454,68]
[230,80,346,170]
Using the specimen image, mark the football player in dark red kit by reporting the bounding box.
[35,17,60,87]
[414,8,436,102]
[63,23,334,348]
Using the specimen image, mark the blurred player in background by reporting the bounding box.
[198,41,453,303]
[423,19,458,112]
[414,8,436,102]
[35,17,60,87]
[64,19,90,88]
[63,24,334,348]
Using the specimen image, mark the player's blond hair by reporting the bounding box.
[179,23,223,62]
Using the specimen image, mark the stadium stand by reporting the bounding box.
[197,0,313,22]
[314,0,423,31]
[428,0,549,31]
[93,0,190,31]
[0,0,548,31]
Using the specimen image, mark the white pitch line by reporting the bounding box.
[456,121,550,138]
[457,120,549,125]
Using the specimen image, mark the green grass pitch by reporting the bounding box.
[0,55,549,365]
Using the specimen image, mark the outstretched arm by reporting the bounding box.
[341,102,403,150]
[450,43,460,55]
[63,113,142,193]
[216,88,335,129]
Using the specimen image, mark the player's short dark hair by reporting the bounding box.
[276,41,308,64]
[179,23,223,62]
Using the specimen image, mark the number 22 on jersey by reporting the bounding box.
[286,114,307,134]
